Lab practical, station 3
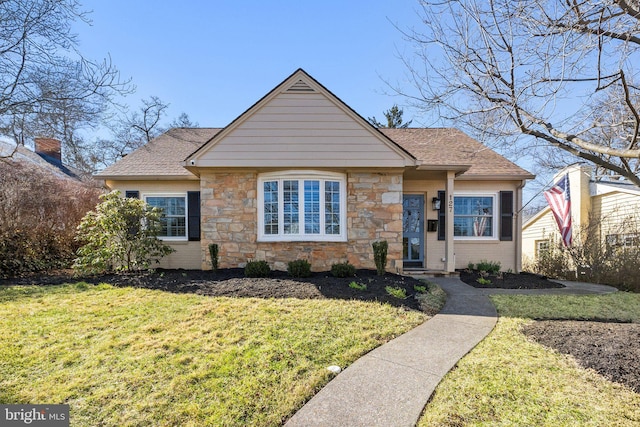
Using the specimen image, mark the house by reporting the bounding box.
[0,137,83,181]
[96,69,534,273]
[523,164,640,263]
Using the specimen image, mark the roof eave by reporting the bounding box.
[95,174,200,181]
[456,173,536,181]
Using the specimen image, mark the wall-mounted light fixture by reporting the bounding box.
[432,197,441,211]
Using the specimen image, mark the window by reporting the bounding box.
[606,233,640,248]
[453,195,496,238]
[258,172,346,241]
[145,195,187,240]
[536,240,550,257]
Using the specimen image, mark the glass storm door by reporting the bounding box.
[403,195,424,268]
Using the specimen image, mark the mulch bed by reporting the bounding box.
[3,268,637,392]
[0,268,433,313]
[523,321,640,393]
[459,270,565,289]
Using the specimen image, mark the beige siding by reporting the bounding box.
[196,93,409,168]
[522,209,557,262]
[404,178,523,272]
[522,188,640,266]
[593,192,640,238]
[105,180,202,269]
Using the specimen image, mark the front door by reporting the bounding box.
[403,195,424,268]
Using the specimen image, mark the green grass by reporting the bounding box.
[0,283,427,426]
[490,292,640,322]
[419,292,640,426]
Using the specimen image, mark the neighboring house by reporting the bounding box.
[96,69,534,273]
[0,137,83,181]
[523,164,640,263]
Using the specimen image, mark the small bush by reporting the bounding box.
[372,240,388,276]
[413,285,427,293]
[475,260,501,274]
[208,244,219,273]
[385,286,407,299]
[245,260,271,278]
[467,262,475,271]
[348,281,367,291]
[288,259,312,278]
[476,277,492,286]
[331,262,356,278]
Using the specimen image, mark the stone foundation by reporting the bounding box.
[200,170,403,272]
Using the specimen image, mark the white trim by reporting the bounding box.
[142,192,188,241]
[453,192,499,241]
[257,171,347,242]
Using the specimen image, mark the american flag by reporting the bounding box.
[544,173,572,247]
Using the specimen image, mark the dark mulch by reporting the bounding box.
[0,268,434,313]
[523,321,640,393]
[459,270,565,289]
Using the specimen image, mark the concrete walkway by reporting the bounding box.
[285,277,617,427]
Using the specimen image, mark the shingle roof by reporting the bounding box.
[0,140,83,180]
[97,127,533,180]
[96,128,222,179]
[380,128,533,178]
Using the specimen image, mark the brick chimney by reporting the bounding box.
[34,137,62,163]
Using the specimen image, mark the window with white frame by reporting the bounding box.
[536,239,550,257]
[258,172,346,241]
[453,194,496,238]
[144,194,187,240]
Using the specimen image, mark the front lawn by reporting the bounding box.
[419,293,640,426]
[0,282,427,426]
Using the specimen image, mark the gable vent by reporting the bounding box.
[286,79,315,93]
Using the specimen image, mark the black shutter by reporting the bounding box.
[125,190,139,199]
[437,190,446,241]
[187,191,201,241]
[500,191,514,241]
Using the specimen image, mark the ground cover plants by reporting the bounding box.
[418,292,640,426]
[0,281,431,426]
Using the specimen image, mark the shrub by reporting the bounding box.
[385,286,407,299]
[73,191,174,274]
[0,161,100,277]
[331,262,356,278]
[287,259,312,278]
[348,281,367,291]
[476,277,492,286]
[245,260,271,278]
[208,243,219,273]
[475,260,501,274]
[413,284,427,293]
[372,240,388,276]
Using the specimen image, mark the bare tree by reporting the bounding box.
[400,0,640,185]
[0,0,130,161]
[91,97,197,169]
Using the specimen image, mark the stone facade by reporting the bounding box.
[200,170,403,272]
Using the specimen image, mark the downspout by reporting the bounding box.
[515,180,526,273]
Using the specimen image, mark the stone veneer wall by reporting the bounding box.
[200,171,403,272]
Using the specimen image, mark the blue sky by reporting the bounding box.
[73,1,550,207]
[75,0,427,127]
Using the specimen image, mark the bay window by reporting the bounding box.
[258,172,346,241]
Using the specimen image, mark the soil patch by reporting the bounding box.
[459,270,565,289]
[0,269,436,313]
[523,320,640,393]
